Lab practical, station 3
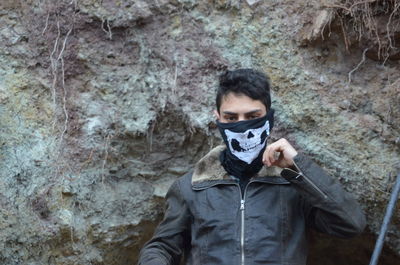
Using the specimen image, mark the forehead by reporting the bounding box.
[220,93,266,113]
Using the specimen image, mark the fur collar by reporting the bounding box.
[192,145,283,185]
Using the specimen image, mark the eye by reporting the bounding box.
[224,116,237,122]
[247,114,260,120]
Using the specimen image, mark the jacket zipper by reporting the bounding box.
[240,198,245,265]
[293,161,328,200]
[238,183,248,265]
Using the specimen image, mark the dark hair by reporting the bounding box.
[216,69,271,112]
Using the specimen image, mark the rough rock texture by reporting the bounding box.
[0,0,399,264]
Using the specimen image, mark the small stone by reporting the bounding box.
[339,100,351,110]
[109,167,119,174]
[246,0,261,6]
[61,185,74,196]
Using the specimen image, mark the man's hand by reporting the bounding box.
[263,138,298,168]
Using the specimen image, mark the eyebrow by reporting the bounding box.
[222,109,263,115]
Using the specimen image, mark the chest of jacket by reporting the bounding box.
[183,179,308,265]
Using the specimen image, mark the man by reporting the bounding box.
[138,69,366,265]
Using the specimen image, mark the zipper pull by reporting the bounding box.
[240,199,245,210]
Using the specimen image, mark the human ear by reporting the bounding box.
[213,110,220,120]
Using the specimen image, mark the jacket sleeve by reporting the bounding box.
[280,153,366,238]
[138,179,191,265]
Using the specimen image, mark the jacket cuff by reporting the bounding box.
[138,253,170,265]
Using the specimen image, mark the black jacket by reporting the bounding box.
[138,146,366,265]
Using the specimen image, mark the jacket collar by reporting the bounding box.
[192,145,289,188]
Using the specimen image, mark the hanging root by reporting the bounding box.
[50,18,61,131]
[324,0,400,61]
[101,18,113,40]
[42,12,50,35]
[348,47,369,83]
[41,1,79,178]
[58,27,73,147]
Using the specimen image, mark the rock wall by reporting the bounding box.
[0,0,399,264]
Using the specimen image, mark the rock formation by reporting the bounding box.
[0,0,399,264]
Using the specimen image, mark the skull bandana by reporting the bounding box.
[217,109,274,179]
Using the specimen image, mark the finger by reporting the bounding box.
[264,145,274,166]
[262,149,269,166]
[264,144,276,166]
[267,142,279,165]
[268,140,288,166]
[270,152,282,167]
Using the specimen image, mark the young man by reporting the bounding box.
[138,69,366,265]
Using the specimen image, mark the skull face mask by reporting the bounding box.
[217,109,274,178]
[224,121,269,164]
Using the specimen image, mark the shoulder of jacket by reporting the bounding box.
[192,145,228,185]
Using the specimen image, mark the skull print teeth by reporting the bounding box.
[224,120,270,164]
